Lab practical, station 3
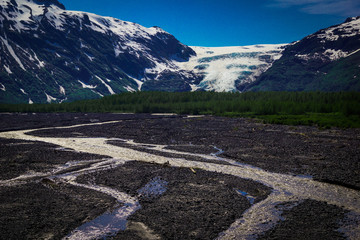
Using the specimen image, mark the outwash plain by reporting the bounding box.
[0,113,359,240]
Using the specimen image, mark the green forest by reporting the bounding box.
[1,91,360,128]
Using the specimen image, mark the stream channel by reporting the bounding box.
[0,120,359,239]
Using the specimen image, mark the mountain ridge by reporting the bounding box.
[0,0,199,103]
[0,0,359,104]
[246,16,360,92]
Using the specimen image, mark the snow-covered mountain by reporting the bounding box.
[0,0,358,103]
[0,0,288,103]
[0,0,198,103]
[246,17,360,91]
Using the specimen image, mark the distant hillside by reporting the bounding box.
[246,17,360,92]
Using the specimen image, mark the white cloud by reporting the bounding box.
[268,0,360,16]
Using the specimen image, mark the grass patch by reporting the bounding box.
[221,112,360,129]
[254,113,360,129]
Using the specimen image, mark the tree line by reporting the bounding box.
[1,91,359,128]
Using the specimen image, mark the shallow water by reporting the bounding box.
[65,203,141,240]
[210,146,224,157]
[236,190,255,205]
[1,122,360,240]
[65,176,168,239]
[138,176,168,199]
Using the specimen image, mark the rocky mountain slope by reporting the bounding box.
[0,0,287,103]
[246,17,360,92]
[0,0,359,104]
[0,0,198,103]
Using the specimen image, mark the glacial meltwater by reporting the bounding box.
[0,120,359,240]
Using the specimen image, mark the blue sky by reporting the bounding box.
[60,0,360,47]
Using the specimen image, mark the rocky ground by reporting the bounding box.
[0,113,359,239]
[0,171,117,240]
[0,138,109,180]
[258,200,347,240]
[27,113,360,190]
[76,161,271,240]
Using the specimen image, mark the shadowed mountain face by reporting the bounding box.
[0,0,198,103]
[0,1,359,104]
[246,17,360,92]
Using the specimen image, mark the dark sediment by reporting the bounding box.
[258,199,348,240]
[0,138,109,180]
[0,112,179,132]
[165,144,217,154]
[77,161,271,239]
[28,114,360,190]
[0,135,115,239]
[0,182,116,240]
[1,113,359,239]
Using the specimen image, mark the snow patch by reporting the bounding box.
[59,98,68,103]
[78,80,97,89]
[4,65,12,74]
[126,75,143,91]
[0,36,26,71]
[32,51,45,68]
[79,40,89,49]
[44,9,66,31]
[296,54,311,61]
[124,86,136,92]
[84,52,95,61]
[45,92,57,103]
[59,85,66,95]
[1,0,66,32]
[114,44,124,57]
[29,98,33,104]
[317,17,360,41]
[95,76,115,95]
[20,88,27,95]
[190,84,200,92]
[91,90,104,97]
[0,83,5,91]
[324,49,348,61]
[297,48,360,62]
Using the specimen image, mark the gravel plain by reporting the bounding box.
[0,113,359,239]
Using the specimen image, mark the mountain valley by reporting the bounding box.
[0,0,359,103]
